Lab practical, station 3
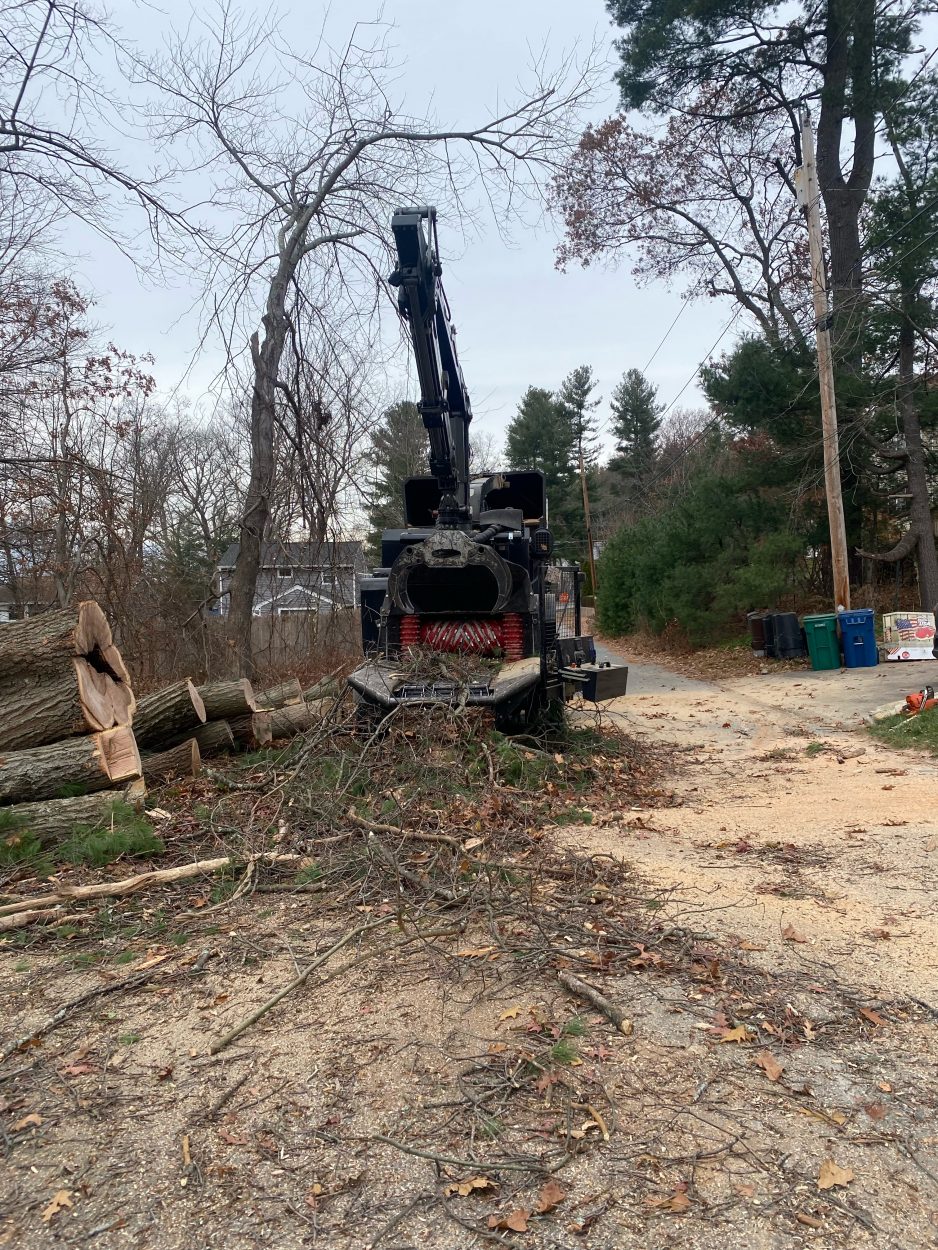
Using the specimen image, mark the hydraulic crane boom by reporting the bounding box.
[389,206,472,526]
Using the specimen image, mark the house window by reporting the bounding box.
[278,567,292,579]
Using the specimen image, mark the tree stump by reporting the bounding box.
[143,738,201,783]
[198,679,258,722]
[133,680,206,749]
[0,726,142,804]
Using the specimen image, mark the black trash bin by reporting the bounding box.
[762,611,778,659]
[774,611,807,659]
[747,611,766,657]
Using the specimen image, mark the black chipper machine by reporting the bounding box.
[349,207,627,732]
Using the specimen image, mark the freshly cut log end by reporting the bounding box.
[198,679,258,721]
[229,712,271,748]
[133,679,207,749]
[143,739,201,784]
[254,678,303,710]
[0,600,135,747]
[0,725,142,805]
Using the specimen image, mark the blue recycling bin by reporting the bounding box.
[838,608,878,668]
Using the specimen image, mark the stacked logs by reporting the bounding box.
[136,674,335,770]
[0,601,338,851]
[0,601,143,841]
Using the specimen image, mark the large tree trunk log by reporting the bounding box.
[197,679,258,721]
[229,712,272,748]
[0,726,141,805]
[0,656,135,751]
[133,680,206,749]
[255,678,303,710]
[143,739,201,784]
[302,676,340,702]
[269,703,316,739]
[0,601,130,682]
[1,783,144,846]
[191,721,236,758]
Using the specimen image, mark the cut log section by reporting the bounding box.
[0,601,135,748]
[302,676,340,702]
[198,679,258,721]
[189,720,236,758]
[0,656,136,751]
[143,738,201,784]
[0,725,142,805]
[133,680,206,749]
[0,782,145,846]
[0,600,130,681]
[254,678,303,710]
[229,712,272,749]
[269,703,316,739]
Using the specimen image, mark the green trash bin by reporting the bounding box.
[802,613,841,671]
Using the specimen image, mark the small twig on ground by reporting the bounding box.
[205,1069,253,1120]
[558,971,634,1036]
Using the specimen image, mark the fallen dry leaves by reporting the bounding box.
[645,1190,691,1214]
[536,1179,566,1214]
[782,923,807,944]
[41,1190,72,1223]
[818,1158,855,1191]
[488,1208,530,1232]
[444,1175,496,1198]
[12,1112,42,1130]
[754,1050,785,1082]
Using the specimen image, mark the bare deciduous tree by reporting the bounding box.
[144,4,597,675]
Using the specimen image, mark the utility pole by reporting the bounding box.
[796,107,851,611]
[579,450,600,595]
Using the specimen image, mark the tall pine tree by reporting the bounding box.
[556,364,601,467]
[366,401,427,552]
[608,369,662,505]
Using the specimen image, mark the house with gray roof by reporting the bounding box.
[213,541,366,618]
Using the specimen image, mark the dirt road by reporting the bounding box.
[578,647,938,1001]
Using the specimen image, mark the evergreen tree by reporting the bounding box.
[505,386,581,547]
[608,369,662,498]
[366,401,427,552]
[556,364,601,466]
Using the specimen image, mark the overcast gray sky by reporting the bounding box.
[73,0,737,452]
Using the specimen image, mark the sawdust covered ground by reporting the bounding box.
[1,684,937,1250]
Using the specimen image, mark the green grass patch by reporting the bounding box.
[58,805,163,869]
[294,863,322,886]
[868,710,938,754]
[553,807,593,827]
[562,1015,587,1038]
[804,740,825,756]
[548,1039,579,1066]
[118,1033,141,1046]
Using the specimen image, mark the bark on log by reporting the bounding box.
[0,785,144,846]
[0,726,141,804]
[0,600,130,682]
[0,656,135,751]
[198,679,258,721]
[269,703,316,739]
[191,721,236,757]
[229,712,271,748]
[133,680,206,749]
[302,676,340,701]
[254,678,303,710]
[143,739,201,783]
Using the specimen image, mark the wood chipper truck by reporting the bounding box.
[348,207,627,732]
